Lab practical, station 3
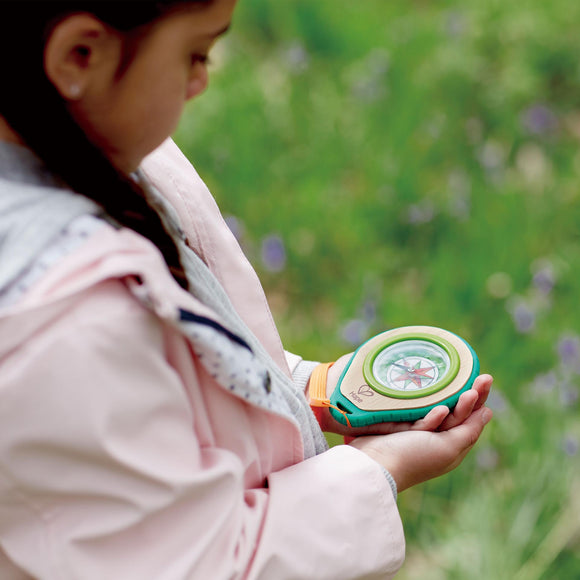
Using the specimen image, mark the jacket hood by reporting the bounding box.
[0,142,100,296]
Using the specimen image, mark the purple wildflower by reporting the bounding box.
[261,235,286,272]
[444,11,467,38]
[407,200,435,225]
[529,371,558,399]
[532,260,555,295]
[348,49,390,103]
[478,140,506,171]
[509,301,536,334]
[361,299,377,324]
[486,391,508,414]
[559,383,579,408]
[557,335,580,368]
[341,319,369,347]
[521,104,558,136]
[562,435,579,456]
[532,269,555,294]
[283,41,309,74]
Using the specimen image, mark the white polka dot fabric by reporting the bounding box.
[179,319,290,414]
[0,215,103,308]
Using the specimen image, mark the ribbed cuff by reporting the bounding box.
[292,359,321,396]
[382,468,398,501]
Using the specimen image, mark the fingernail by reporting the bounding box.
[481,408,493,425]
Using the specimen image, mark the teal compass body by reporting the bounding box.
[329,326,479,426]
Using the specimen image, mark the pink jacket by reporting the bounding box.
[0,140,405,579]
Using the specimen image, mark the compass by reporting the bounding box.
[329,326,479,426]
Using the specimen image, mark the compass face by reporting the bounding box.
[363,333,461,399]
[373,340,450,392]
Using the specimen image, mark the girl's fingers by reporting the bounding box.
[438,389,479,431]
[445,406,493,452]
[410,405,450,431]
[374,406,450,435]
[437,374,493,431]
[471,374,493,410]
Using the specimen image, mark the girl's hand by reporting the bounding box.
[313,353,493,437]
[349,405,493,492]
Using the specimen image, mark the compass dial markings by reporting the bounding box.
[392,358,436,389]
[390,357,438,389]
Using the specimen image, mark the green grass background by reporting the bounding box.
[175,1,580,577]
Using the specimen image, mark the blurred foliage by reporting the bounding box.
[175,0,580,577]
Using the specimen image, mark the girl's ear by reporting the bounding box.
[44,14,121,101]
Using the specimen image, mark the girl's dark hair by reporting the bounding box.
[0,2,211,290]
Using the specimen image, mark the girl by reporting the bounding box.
[0,1,493,578]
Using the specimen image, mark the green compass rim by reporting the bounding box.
[362,332,461,399]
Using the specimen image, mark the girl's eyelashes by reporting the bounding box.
[191,53,210,66]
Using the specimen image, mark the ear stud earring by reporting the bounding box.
[68,84,81,99]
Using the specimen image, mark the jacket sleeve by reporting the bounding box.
[0,280,405,580]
